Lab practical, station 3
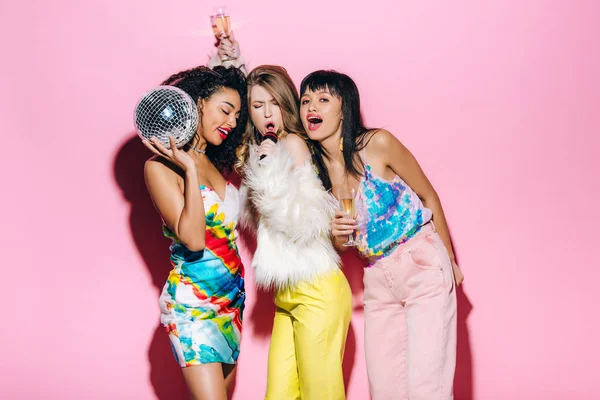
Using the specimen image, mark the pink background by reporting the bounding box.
[1,0,599,399]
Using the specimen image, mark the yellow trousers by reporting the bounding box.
[265,268,352,400]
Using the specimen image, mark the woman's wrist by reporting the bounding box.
[185,166,198,179]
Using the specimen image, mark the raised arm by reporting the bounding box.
[208,33,247,75]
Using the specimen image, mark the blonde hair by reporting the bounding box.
[235,65,309,171]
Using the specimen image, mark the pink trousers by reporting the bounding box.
[363,223,457,400]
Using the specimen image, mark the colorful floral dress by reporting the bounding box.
[159,183,245,367]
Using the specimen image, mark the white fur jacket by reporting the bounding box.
[240,142,341,290]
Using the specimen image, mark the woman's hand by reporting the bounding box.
[143,136,196,173]
[257,139,277,160]
[217,32,240,61]
[331,209,357,237]
[451,260,464,286]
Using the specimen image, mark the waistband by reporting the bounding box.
[365,221,437,267]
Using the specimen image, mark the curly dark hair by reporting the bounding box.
[161,65,248,176]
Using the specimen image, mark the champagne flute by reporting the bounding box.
[338,187,357,247]
[210,7,232,40]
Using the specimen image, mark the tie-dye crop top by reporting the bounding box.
[355,158,432,259]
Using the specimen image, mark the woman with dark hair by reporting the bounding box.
[299,70,463,400]
[142,64,248,400]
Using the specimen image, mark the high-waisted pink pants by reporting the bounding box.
[363,222,457,400]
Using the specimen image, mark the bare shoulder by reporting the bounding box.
[281,133,310,151]
[144,156,166,175]
[365,129,403,150]
[281,134,311,165]
[364,129,411,168]
[144,156,180,182]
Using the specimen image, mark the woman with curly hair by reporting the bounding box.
[142,64,248,400]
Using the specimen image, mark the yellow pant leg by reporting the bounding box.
[265,306,300,400]
[292,269,353,400]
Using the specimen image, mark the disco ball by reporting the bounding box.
[134,85,198,149]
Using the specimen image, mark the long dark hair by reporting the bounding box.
[161,65,248,176]
[299,70,371,191]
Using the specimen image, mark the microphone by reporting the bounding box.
[259,132,278,160]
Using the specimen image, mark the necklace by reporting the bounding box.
[189,144,206,155]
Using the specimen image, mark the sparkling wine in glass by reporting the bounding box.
[210,7,231,39]
[338,188,357,247]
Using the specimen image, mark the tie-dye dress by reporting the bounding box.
[158,182,245,367]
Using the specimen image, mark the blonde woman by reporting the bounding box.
[215,40,352,399]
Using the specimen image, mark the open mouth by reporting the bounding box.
[217,127,231,139]
[265,121,275,133]
[306,114,323,131]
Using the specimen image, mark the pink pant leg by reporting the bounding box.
[363,224,457,400]
[364,260,409,399]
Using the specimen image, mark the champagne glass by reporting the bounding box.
[338,187,357,247]
[210,7,232,40]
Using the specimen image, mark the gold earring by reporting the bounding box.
[339,137,344,152]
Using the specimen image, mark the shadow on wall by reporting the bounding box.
[114,135,198,399]
[454,284,473,399]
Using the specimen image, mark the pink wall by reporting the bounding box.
[1,0,598,398]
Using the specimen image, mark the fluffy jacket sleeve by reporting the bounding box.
[242,143,338,245]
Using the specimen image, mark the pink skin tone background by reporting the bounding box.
[1,0,599,399]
